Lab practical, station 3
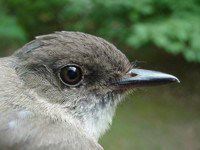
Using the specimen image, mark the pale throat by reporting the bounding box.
[74,95,121,141]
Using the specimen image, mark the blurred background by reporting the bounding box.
[0,0,200,149]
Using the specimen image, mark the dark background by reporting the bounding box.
[0,0,200,149]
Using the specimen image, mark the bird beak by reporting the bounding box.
[114,69,180,89]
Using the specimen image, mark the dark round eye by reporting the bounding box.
[59,65,83,86]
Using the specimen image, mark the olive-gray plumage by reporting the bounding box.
[0,31,179,150]
[0,31,130,150]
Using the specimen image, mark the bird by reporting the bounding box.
[0,31,179,150]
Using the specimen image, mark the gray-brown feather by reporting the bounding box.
[0,31,131,149]
[0,54,103,150]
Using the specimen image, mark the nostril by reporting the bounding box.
[126,68,138,78]
[130,72,137,77]
[123,71,137,79]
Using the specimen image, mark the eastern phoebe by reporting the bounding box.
[0,31,179,150]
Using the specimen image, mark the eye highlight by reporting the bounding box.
[59,65,83,86]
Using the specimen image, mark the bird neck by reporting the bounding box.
[68,94,121,141]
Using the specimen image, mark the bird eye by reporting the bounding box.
[59,65,83,86]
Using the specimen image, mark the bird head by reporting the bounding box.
[14,31,179,139]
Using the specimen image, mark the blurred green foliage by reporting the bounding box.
[0,0,200,62]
